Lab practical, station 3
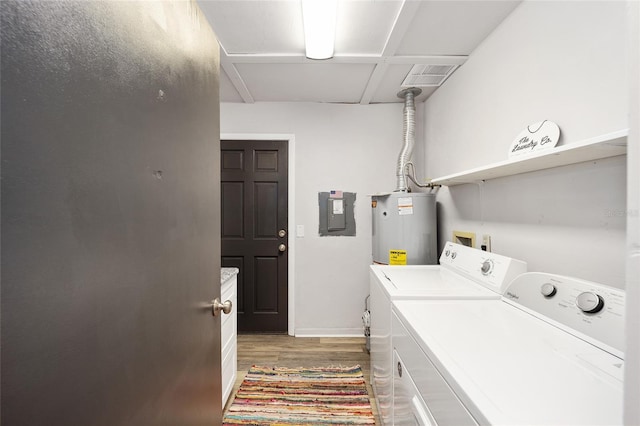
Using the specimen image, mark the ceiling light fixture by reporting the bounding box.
[301,0,337,60]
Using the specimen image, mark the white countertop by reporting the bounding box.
[221,267,239,284]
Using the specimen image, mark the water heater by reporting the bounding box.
[371,192,437,265]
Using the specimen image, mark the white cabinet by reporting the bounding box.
[220,267,238,406]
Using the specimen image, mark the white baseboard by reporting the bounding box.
[294,328,365,338]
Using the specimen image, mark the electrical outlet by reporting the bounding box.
[482,234,492,252]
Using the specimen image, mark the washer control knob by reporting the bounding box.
[576,292,605,314]
[451,252,457,259]
[541,283,557,298]
[480,259,493,275]
[445,249,450,257]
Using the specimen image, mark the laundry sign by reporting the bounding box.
[508,120,560,158]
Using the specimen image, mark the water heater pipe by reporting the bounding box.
[395,87,422,192]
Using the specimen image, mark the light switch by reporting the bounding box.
[296,225,305,238]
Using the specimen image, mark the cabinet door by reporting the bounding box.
[221,276,238,404]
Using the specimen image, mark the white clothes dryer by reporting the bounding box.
[392,273,625,425]
[369,242,527,424]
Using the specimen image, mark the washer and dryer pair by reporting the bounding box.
[370,242,625,425]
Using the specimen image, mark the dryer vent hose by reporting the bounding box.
[395,87,422,192]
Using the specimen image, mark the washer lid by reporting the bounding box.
[371,265,501,300]
[393,299,623,425]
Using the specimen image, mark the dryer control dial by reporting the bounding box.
[576,291,604,314]
[541,283,557,298]
[480,259,493,275]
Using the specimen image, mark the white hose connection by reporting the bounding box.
[395,87,422,192]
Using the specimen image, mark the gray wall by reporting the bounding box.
[1,2,221,424]
[624,1,640,423]
[423,1,628,288]
[221,101,413,336]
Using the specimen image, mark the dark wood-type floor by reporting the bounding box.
[225,334,380,425]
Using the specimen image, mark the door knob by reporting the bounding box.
[210,298,233,316]
[278,243,287,252]
[278,229,286,238]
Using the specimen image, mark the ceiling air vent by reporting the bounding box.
[401,64,458,87]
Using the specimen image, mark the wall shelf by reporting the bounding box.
[430,129,628,186]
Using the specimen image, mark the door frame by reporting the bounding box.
[221,133,296,336]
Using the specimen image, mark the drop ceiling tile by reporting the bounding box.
[235,63,375,103]
[334,1,404,55]
[199,1,305,54]
[396,0,521,55]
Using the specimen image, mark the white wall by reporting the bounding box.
[221,102,409,336]
[423,0,629,288]
[624,0,640,423]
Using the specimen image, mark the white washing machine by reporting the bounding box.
[392,272,625,425]
[369,242,527,425]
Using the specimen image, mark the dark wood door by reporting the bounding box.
[221,140,288,333]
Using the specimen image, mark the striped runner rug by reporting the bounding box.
[223,365,375,425]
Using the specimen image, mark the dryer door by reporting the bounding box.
[393,350,437,426]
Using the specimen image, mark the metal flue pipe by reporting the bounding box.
[395,87,422,192]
